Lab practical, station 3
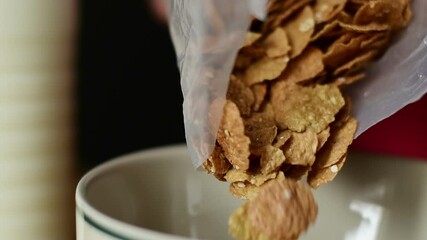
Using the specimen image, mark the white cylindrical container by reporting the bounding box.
[0,0,77,239]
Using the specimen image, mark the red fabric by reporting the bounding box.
[352,94,427,160]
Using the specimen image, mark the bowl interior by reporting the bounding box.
[85,145,427,240]
[85,146,242,240]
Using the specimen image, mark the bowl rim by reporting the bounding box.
[75,144,193,240]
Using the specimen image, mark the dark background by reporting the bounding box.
[77,0,185,169]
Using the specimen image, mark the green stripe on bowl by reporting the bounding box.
[76,208,132,240]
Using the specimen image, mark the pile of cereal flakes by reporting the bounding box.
[201,0,413,239]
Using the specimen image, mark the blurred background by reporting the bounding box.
[78,0,184,171]
[1,0,426,239]
[1,0,183,239]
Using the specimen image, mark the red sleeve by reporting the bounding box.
[352,94,427,160]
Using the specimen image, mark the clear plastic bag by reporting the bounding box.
[167,0,427,168]
[346,0,427,137]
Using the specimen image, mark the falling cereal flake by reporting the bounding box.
[260,145,286,175]
[251,83,268,112]
[283,130,318,166]
[299,18,315,32]
[217,101,250,171]
[260,28,291,58]
[313,0,347,23]
[242,32,262,47]
[226,75,255,117]
[271,82,345,133]
[283,6,315,58]
[243,56,289,86]
[308,154,347,188]
[229,182,261,200]
[314,117,357,168]
[202,144,231,181]
[244,111,278,152]
[278,47,324,84]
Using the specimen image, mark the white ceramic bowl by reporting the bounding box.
[76,144,427,240]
